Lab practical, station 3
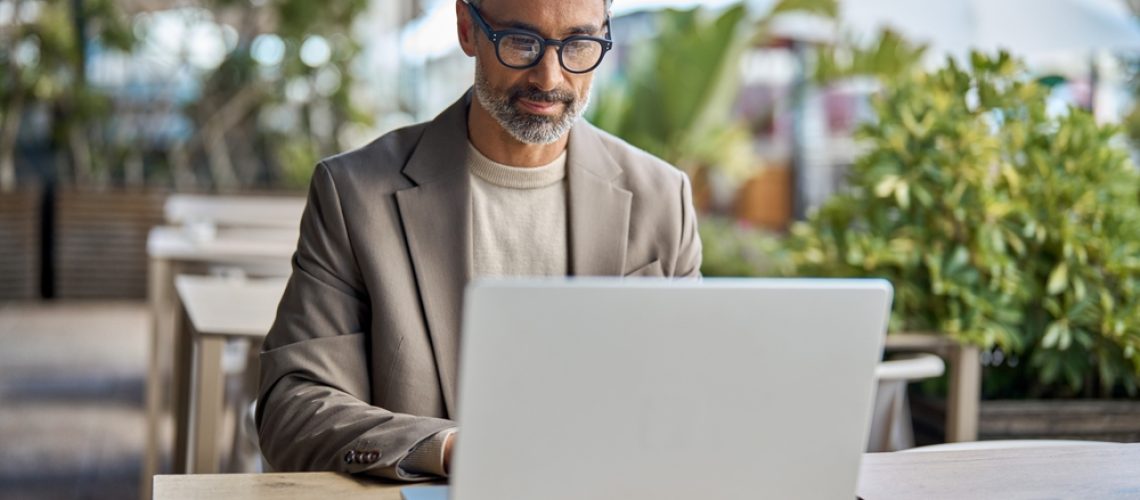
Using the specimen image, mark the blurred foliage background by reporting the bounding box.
[1,0,134,190]
[1,0,371,192]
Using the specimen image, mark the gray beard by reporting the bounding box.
[473,63,590,145]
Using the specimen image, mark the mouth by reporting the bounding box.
[517,97,564,115]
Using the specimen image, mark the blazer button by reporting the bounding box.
[368,451,380,463]
[344,450,356,464]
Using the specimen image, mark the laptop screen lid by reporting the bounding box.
[451,278,892,500]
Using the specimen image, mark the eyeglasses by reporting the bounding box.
[463,0,614,74]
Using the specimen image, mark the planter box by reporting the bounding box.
[734,167,792,232]
[0,187,41,300]
[977,400,1140,442]
[55,188,166,299]
[913,397,1140,444]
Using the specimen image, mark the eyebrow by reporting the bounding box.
[502,19,603,37]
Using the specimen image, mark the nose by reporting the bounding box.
[526,44,565,92]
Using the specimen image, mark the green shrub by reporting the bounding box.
[780,52,1140,397]
[698,216,780,277]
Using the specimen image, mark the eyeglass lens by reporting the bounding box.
[498,34,605,72]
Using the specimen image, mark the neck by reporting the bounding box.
[467,97,570,168]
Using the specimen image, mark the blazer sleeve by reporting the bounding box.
[675,172,703,278]
[256,163,455,480]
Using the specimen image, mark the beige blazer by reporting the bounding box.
[257,91,703,479]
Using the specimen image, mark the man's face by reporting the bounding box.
[459,0,608,145]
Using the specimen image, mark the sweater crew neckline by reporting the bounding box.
[467,142,567,189]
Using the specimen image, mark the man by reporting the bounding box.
[257,0,702,481]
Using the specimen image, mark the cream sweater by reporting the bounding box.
[398,141,569,478]
[467,142,569,278]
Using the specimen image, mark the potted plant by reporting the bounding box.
[776,52,1140,441]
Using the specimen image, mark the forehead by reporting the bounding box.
[479,0,607,35]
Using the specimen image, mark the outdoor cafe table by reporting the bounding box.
[143,226,296,495]
[164,194,305,229]
[174,274,289,474]
[153,443,1140,500]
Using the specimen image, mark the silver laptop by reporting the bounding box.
[443,278,891,500]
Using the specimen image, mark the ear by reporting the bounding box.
[456,0,477,57]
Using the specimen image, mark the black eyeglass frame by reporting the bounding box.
[463,0,614,74]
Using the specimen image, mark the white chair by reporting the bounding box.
[868,353,946,452]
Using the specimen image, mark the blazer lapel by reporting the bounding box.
[395,94,472,416]
[394,98,634,413]
[567,122,633,276]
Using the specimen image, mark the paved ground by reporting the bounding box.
[0,301,149,500]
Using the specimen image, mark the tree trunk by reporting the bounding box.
[173,84,263,191]
[0,0,26,193]
[68,124,94,187]
[0,93,24,192]
[204,127,239,191]
[169,144,199,191]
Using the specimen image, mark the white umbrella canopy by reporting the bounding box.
[839,0,1140,60]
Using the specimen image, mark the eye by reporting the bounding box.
[503,34,540,54]
[562,39,602,68]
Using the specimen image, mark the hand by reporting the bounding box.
[443,432,456,474]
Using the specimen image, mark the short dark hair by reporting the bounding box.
[468,0,613,11]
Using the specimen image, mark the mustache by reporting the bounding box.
[509,86,576,104]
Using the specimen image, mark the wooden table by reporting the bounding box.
[176,275,288,475]
[858,443,1140,499]
[148,225,298,265]
[154,443,1140,500]
[165,194,305,229]
[142,226,297,497]
[155,472,411,500]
